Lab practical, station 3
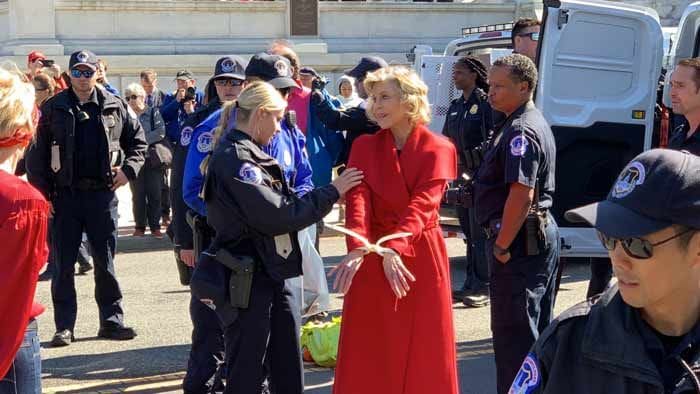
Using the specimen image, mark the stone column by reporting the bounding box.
[8,0,63,55]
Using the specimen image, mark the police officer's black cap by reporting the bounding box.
[565,149,700,238]
[244,53,297,90]
[212,56,247,81]
[299,67,319,78]
[69,50,98,71]
[345,56,389,79]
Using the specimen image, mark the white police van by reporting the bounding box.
[417,0,700,257]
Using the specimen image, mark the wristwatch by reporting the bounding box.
[493,243,510,256]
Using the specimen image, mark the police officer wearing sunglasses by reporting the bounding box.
[512,18,541,62]
[509,148,700,394]
[26,50,147,347]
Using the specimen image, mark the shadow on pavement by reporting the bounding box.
[457,338,496,394]
[42,345,190,382]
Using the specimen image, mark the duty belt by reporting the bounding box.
[74,178,109,191]
[483,209,549,239]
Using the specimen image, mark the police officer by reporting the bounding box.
[190,81,363,393]
[174,56,247,394]
[25,50,147,347]
[510,149,700,393]
[310,56,387,166]
[669,58,700,155]
[472,54,559,394]
[442,56,496,308]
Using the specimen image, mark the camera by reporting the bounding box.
[184,86,196,102]
[443,183,473,208]
[41,59,55,67]
[311,77,328,92]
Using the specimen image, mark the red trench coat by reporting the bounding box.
[333,125,459,394]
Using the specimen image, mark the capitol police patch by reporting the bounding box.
[611,161,646,199]
[221,58,235,73]
[238,162,263,185]
[180,126,194,147]
[509,353,541,394]
[197,131,214,153]
[510,135,529,157]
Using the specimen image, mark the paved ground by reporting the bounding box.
[36,187,593,393]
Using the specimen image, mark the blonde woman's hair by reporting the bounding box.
[200,81,287,174]
[363,66,431,126]
[124,82,146,98]
[0,63,36,161]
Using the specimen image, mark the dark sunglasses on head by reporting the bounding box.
[214,79,244,87]
[70,69,95,78]
[125,95,141,101]
[517,32,540,42]
[597,228,694,259]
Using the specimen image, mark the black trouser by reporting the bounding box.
[456,206,489,292]
[221,271,303,394]
[51,189,124,332]
[129,165,163,232]
[489,212,560,394]
[161,169,171,219]
[184,230,225,394]
[587,257,613,299]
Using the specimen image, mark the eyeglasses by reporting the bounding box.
[214,79,244,87]
[125,95,142,101]
[70,69,95,79]
[597,228,694,259]
[516,32,540,42]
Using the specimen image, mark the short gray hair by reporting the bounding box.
[492,54,538,92]
[124,82,146,98]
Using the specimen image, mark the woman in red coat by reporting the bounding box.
[330,66,459,394]
[0,66,50,394]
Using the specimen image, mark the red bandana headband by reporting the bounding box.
[0,106,39,148]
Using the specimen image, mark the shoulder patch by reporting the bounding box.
[197,131,214,153]
[180,126,193,146]
[237,162,263,185]
[509,352,541,394]
[510,135,529,157]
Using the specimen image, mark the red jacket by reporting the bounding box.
[0,170,49,379]
[287,81,311,134]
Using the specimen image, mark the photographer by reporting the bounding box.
[25,51,68,93]
[161,70,204,145]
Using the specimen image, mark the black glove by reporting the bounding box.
[312,77,328,91]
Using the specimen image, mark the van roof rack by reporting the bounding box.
[461,22,514,37]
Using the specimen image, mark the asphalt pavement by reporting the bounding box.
[36,186,593,393]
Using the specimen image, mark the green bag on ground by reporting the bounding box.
[300,316,342,367]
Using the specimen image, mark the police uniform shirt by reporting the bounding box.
[668,122,700,155]
[442,89,492,157]
[70,88,105,181]
[473,101,556,226]
[636,311,700,391]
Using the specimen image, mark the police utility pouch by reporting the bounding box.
[214,249,255,309]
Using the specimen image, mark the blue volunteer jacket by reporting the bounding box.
[182,108,313,217]
[161,89,205,143]
[306,90,344,186]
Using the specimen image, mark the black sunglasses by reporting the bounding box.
[214,79,244,87]
[597,229,694,259]
[125,95,141,101]
[70,69,95,78]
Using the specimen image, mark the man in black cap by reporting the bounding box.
[26,50,147,346]
[669,58,700,155]
[310,56,388,166]
[509,148,700,393]
[443,56,497,308]
[161,69,204,145]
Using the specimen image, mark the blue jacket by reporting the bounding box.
[102,82,120,96]
[183,108,313,217]
[306,90,344,186]
[161,89,205,143]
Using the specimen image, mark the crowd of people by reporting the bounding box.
[0,17,699,394]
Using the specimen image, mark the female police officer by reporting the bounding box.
[191,81,362,394]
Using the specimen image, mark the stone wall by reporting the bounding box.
[627,0,694,26]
